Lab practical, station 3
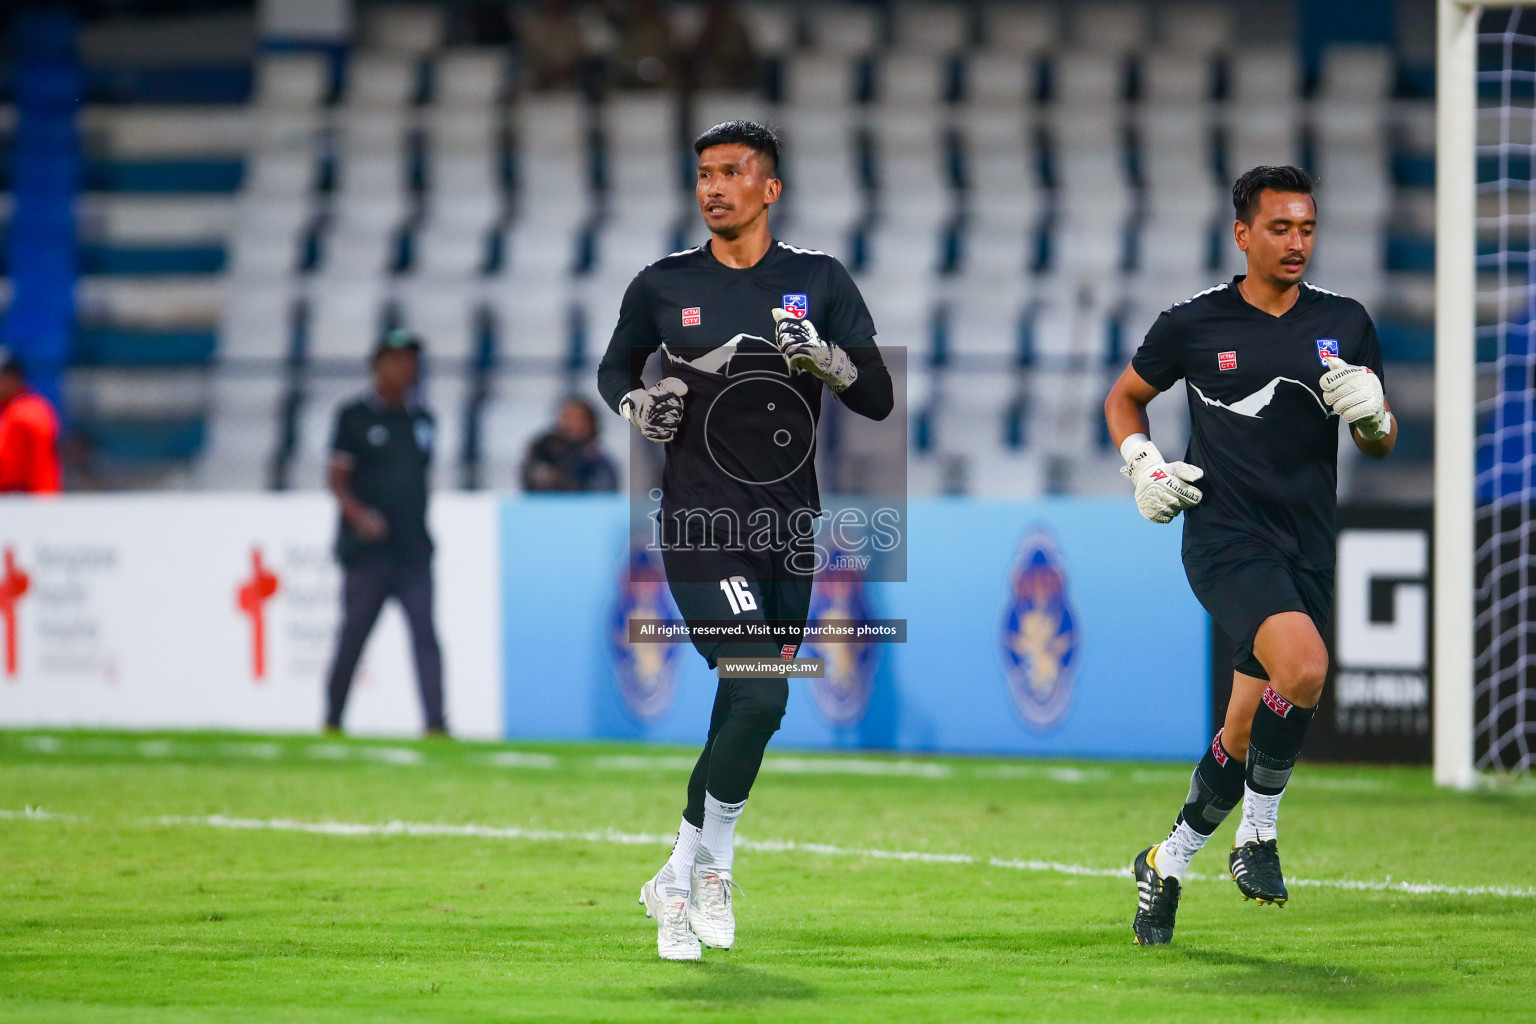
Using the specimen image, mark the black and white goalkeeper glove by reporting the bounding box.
[1320,356,1391,440]
[619,377,688,443]
[772,307,858,392]
[1120,436,1204,524]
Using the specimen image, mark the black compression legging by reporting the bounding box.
[682,676,789,826]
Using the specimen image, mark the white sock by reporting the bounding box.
[697,792,746,875]
[1233,784,1284,846]
[1152,819,1210,880]
[656,818,702,898]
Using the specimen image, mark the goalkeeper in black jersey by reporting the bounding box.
[1103,166,1397,945]
[597,120,893,960]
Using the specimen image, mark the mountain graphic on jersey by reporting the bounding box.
[662,333,787,379]
[1189,377,1330,419]
[664,334,817,488]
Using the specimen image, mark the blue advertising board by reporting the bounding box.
[501,496,1208,761]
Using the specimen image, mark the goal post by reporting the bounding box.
[1434,0,1478,789]
[1438,0,1536,787]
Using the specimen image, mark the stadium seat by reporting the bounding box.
[1228,48,1302,107]
[479,368,573,489]
[423,367,471,489]
[575,277,630,367]
[488,280,576,364]
[691,92,768,138]
[513,96,596,248]
[963,53,1032,105]
[1159,2,1234,54]
[1052,51,1126,106]
[870,110,953,228]
[592,217,681,280]
[780,53,862,105]
[774,108,865,249]
[930,370,1022,466]
[243,148,320,199]
[1318,44,1396,101]
[957,226,1036,282]
[1030,295,1115,363]
[1224,107,1301,177]
[944,283,1028,363]
[1140,108,1220,219]
[500,218,585,283]
[414,218,493,278]
[873,54,951,106]
[306,279,388,363]
[807,3,883,54]
[431,49,506,107]
[396,280,483,364]
[1139,53,1214,105]
[892,2,973,54]
[858,271,937,354]
[254,53,330,108]
[228,199,310,277]
[194,368,286,489]
[365,3,446,56]
[252,107,324,153]
[344,53,421,108]
[219,280,297,362]
[978,3,1058,54]
[1069,1,1150,54]
[957,107,1042,232]
[737,2,799,56]
[601,95,685,214]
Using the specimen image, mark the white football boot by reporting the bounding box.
[639,876,702,961]
[687,866,740,950]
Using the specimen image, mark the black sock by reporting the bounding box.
[1246,685,1316,796]
[1177,729,1248,836]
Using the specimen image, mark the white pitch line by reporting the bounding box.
[5,808,1527,901]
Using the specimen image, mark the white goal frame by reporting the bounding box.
[1435,0,1479,788]
[1435,0,1536,788]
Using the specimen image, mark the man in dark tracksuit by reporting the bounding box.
[323,328,446,736]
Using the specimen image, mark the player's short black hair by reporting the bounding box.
[693,120,780,176]
[1232,165,1317,223]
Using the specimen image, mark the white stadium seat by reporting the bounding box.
[979,3,1058,54]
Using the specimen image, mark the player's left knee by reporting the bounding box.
[732,680,788,733]
[1274,652,1328,706]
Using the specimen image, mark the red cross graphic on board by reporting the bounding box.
[236,547,279,681]
[0,547,29,678]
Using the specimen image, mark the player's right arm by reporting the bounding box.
[327,405,387,540]
[1105,336,1204,525]
[596,273,689,443]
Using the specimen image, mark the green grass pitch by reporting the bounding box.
[2,730,1533,1023]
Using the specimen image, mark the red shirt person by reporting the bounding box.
[0,348,63,494]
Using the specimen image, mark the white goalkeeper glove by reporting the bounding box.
[1320,356,1391,440]
[772,307,858,392]
[1119,435,1204,524]
[619,377,688,443]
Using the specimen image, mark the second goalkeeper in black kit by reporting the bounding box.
[597,121,893,960]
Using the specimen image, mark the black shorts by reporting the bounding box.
[1184,538,1333,680]
[661,543,813,669]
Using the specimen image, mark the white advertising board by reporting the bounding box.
[0,493,502,738]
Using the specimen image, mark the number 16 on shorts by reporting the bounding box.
[719,576,758,615]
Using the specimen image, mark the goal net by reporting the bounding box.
[1472,5,1536,773]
